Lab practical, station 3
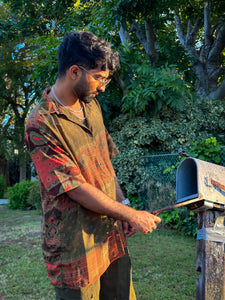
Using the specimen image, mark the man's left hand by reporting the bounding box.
[122,221,136,238]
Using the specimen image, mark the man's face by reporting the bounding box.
[73,67,110,103]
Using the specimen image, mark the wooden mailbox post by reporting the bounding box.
[196,210,225,300]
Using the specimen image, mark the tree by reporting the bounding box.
[1,0,225,184]
[0,1,79,182]
[175,1,225,99]
[84,0,225,100]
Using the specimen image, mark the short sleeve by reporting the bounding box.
[25,126,86,201]
[105,128,119,160]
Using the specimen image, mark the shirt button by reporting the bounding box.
[110,190,112,194]
[100,163,104,166]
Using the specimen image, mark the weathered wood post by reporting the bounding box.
[196,210,225,300]
[176,158,225,300]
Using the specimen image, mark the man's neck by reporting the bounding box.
[51,80,82,111]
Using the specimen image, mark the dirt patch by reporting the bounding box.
[26,231,42,238]
[1,234,41,246]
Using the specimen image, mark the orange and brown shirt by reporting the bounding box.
[25,88,127,289]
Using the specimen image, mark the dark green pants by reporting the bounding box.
[55,249,136,300]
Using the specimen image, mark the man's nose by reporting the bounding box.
[97,84,106,93]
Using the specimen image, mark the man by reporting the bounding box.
[25,31,161,300]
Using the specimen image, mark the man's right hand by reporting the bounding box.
[129,211,161,235]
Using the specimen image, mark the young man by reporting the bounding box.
[25,31,161,300]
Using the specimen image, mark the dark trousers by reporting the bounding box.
[55,249,136,300]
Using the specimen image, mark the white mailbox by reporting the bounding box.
[176,158,225,206]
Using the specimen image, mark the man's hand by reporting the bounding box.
[67,183,161,236]
[129,211,161,235]
[122,221,136,238]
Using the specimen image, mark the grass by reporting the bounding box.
[0,205,197,300]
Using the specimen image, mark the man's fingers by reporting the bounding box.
[122,221,129,235]
[152,214,161,223]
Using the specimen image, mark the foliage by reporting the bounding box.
[0,3,44,181]
[129,195,146,210]
[110,97,225,198]
[160,207,198,237]
[2,0,225,184]
[86,0,225,98]
[0,174,7,198]
[139,180,177,212]
[8,180,35,209]
[122,63,193,116]
[190,137,225,164]
[27,180,41,210]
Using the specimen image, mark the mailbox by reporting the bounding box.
[176,157,225,211]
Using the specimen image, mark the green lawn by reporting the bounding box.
[0,206,197,300]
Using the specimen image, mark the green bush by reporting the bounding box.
[8,180,35,210]
[190,137,224,164]
[27,180,41,210]
[160,207,197,237]
[122,63,193,116]
[0,174,7,198]
[110,97,225,199]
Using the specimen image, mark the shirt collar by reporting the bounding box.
[43,87,93,133]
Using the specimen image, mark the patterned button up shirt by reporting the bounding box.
[25,88,127,289]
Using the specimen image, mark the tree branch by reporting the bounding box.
[191,18,202,43]
[113,74,129,96]
[185,19,192,45]
[204,1,212,58]
[208,24,225,62]
[209,75,225,99]
[131,19,147,50]
[145,16,158,66]
[174,15,185,46]
[3,94,20,120]
[174,15,199,61]
[118,23,130,46]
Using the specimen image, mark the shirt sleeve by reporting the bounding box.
[105,128,119,160]
[25,125,86,201]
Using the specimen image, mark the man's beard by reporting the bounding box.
[73,77,97,103]
[80,94,95,103]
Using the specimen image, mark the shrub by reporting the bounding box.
[190,136,225,164]
[160,207,197,237]
[8,180,35,210]
[27,180,41,210]
[110,97,225,198]
[0,174,7,198]
[122,63,193,116]
[139,180,176,212]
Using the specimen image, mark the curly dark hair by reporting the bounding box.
[58,31,120,78]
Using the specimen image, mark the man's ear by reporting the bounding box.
[68,65,81,80]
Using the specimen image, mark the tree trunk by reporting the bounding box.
[19,151,27,182]
[0,156,10,186]
[16,119,27,182]
[131,18,158,67]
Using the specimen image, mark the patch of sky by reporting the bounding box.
[11,43,25,59]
